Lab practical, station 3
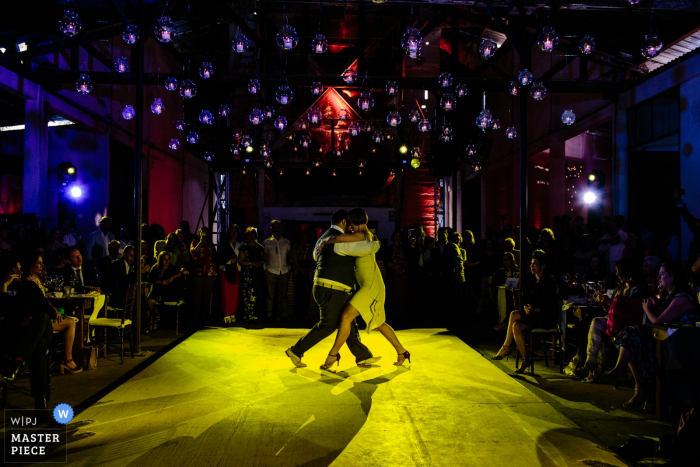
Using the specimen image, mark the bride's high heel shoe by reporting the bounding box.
[395,350,411,366]
[320,353,341,372]
[491,345,512,361]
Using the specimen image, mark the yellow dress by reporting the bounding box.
[348,247,386,333]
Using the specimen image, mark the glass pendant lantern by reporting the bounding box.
[169,139,179,150]
[199,62,213,79]
[508,81,519,96]
[641,34,663,58]
[409,110,421,123]
[308,107,323,124]
[440,92,457,111]
[165,76,178,91]
[386,81,398,95]
[561,109,576,125]
[418,119,431,133]
[342,68,358,84]
[263,106,275,119]
[387,111,401,127]
[536,27,559,52]
[59,10,82,37]
[311,81,324,96]
[476,109,492,131]
[204,151,214,162]
[455,83,468,98]
[358,93,374,111]
[579,35,595,55]
[122,105,135,120]
[75,74,93,94]
[401,27,423,59]
[276,20,299,50]
[276,85,293,105]
[311,34,328,54]
[175,120,184,130]
[518,69,533,86]
[122,24,139,44]
[115,56,129,73]
[491,119,501,130]
[506,127,517,139]
[232,33,250,53]
[199,110,214,125]
[438,72,453,88]
[179,79,197,98]
[151,98,164,115]
[248,108,264,125]
[274,116,287,130]
[248,78,260,94]
[219,104,230,117]
[479,37,498,59]
[154,16,175,43]
[187,131,199,144]
[348,122,361,137]
[530,82,547,101]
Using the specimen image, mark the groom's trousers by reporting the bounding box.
[291,285,373,363]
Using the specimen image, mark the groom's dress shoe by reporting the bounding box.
[285,348,307,368]
[357,356,381,366]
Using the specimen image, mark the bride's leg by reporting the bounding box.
[375,322,406,355]
[323,304,360,367]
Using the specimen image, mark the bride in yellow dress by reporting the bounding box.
[317,208,411,371]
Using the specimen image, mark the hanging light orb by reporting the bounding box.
[348,122,361,137]
[530,81,547,101]
[276,85,293,105]
[248,108,264,125]
[277,24,299,50]
[247,78,261,95]
[342,68,358,84]
[308,107,323,124]
[466,144,477,156]
[293,145,299,152]
[438,72,453,88]
[334,108,347,120]
[479,38,498,59]
[204,151,214,162]
[75,74,93,94]
[411,147,421,159]
[418,119,432,133]
[300,134,312,148]
[186,131,199,144]
[536,27,559,52]
[169,139,179,150]
[233,128,243,139]
[299,119,310,131]
[154,16,175,43]
[491,118,501,130]
[274,116,287,130]
[311,34,328,54]
[476,109,493,131]
[442,124,453,135]
[241,166,247,175]
[199,62,214,79]
[232,33,250,53]
[230,144,241,156]
[313,158,322,167]
[386,81,399,95]
[175,120,184,130]
[440,92,457,111]
[372,131,385,144]
[401,27,423,59]
[59,10,82,37]
[179,79,197,98]
[506,127,517,139]
[439,132,452,143]
[508,81,520,96]
[641,34,663,58]
[219,104,230,117]
[246,145,254,153]
[357,92,374,111]
[332,170,338,177]
[579,35,595,55]
[261,146,271,158]
[561,109,576,125]
[387,110,401,127]
[163,76,178,91]
[518,69,533,86]
[363,122,375,133]
[385,132,394,141]
[334,147,343,157]
[122,24,140,44]
[241,135,253,147]
[122,105,135,121]
[311,81,324,95]
[629,0,640,3]
[371,146,378,154]
[261,106,274,119]
[199,110,214,125]
[306,168,311,175]
[358,168,364,176]
[318,145,325,153]
[278,169,284,176]
[411,157,421,169]
[150,98,164,115]
[114,56,129,73]
[455,83,468,98]
[409,110,421,123]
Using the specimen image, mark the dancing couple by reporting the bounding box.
[285,208,410,371]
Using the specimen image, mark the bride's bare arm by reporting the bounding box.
[324,232,366,244]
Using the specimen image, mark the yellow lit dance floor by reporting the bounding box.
[61,328,626,466]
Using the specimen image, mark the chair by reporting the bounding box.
[516,302,566,375]
[159,277,186,336]
[88,285,136,364]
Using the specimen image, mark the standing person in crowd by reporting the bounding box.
[146,251,188,333]
[289,230,315,324]
[385,230,410,320]
[573,234,597,273]
[86,216,115,266]
[179,220,196,248]
[450,232,467,323]
[175,229,193,269]
[407,223,429,308]
[190,226,218,328]
[491,250,558,374]
[119,227,133,253]
[602,262,699,408]
[238,227,266,322]
[599,215,628,274]
[0,223,12,251]
[263,220,291,321]
[63,247,100,292]
[478,238,501,315]
[674,188,700,271]
[165,233,184,269]
[104,245,137,309]
[45,227,67,260]
[218,224,244,324]
[60,219,79,248]
[98,240,122,278]
[21,252,82,374]
[141,223,153,247]
[461,230,481,315]
[638,219,655,257]
[431,227,459,316]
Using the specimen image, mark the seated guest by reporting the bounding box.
[583,252,610,285]
[98,240,122,279]
[642,255,662,299]
[602,262,700,408]
[153,240,166,263]
[45,227,68,260]
[104,245,136,308]
[491,252,520,331]
[565,257,644,382]
[63,247,101,292]
[1,255,59,423]
[175,229,193,269]
[165,233,185,269]
[141,240,155,268]
[118,227,133,253]
[146,251,188,333]
[46,247,69,276]
[492,250,558,374]
[22,252,82,374]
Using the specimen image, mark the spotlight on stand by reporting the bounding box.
[57,162,77,185]
[69,186,82,199]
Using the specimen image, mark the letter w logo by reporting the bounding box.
[58,410,69,418]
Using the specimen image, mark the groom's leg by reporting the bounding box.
[290,286,346,358]
[345,318,373,363]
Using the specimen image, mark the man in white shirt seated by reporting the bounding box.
[263,220,291,320]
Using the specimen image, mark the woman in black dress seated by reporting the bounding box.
[601,261,699,408]
[146,251,188,332]
[491,250,558,373]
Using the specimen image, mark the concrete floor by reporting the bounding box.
[44,328,628,466]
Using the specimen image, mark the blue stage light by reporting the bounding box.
[70,186,82,198]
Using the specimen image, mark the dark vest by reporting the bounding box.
[314,227,355,288]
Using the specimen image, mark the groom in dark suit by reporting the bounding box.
[286,209,381,368]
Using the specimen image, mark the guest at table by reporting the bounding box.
[0,255,54,422]
[63,247,101,292]
[146,251,188,333]
[583,252,609,285]
[566,257,644,383]
[45,227,67,261]
[104,245,136,309]
[602,262,700,408]
[98,240,122,279]
[238,227,266,321]
[190,226,218,327]
[153,240,166,263]
[60,219,80,248]
[46,247,69,276]
[218,224,243,324]
[21,252,82,374]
